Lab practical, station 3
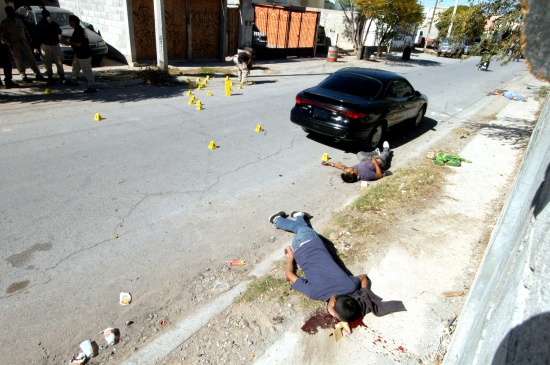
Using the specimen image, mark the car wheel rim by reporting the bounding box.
[371,126,383,147]
[415,108,425,127]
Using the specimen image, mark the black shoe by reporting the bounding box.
[35,74,46,81]
[5,81,20,89]
[269,211,287,224]
[63,79,78,86]
[22,76,32,83]
[84,87,97,93]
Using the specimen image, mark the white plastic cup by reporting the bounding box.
[79,340,94,357]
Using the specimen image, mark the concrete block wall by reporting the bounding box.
[313,9,356,50]
[59,0,134,63]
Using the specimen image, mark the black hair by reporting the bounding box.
[341,172,358,183]
[42,9,51,17]
[69,15,80,25]
[334,295,361,322]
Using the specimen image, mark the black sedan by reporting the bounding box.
[290,68,428,149]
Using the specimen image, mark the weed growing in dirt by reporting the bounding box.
[131,67,179,85]
[326,162,446,262]
[237,276,289,303]
[535,85,549,101]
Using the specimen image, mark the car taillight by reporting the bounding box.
[296,96,308,105]
[341,110,367,119]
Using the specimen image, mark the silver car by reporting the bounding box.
[16,6,108,66]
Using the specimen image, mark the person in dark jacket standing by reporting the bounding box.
[37,9,64,84]
[63,15,96,93]
[0,27,19,88]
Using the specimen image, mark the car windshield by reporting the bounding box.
[318,73,382,98]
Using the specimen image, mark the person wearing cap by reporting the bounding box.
[36,9,64,84]
[62,15,96,93]
[323,141,392,183]
[269,210,364,320]
[0,6,46,83]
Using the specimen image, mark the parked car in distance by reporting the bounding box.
[437,38,465,58]
[290,68,428,150]
[15,6,108,66]
[252,24,267,48]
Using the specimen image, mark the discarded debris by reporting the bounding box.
[442,290,464,298]
[69,353,87,365]
[119,292,132,305]
[79,340,97,358]
[102,328,119,346]
[229,260,245,267]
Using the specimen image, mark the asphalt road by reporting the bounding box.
[0,54,529,363]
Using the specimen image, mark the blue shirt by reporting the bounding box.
[353,159,377,181]
[292,238,360,301]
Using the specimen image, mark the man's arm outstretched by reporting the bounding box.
[284,246,298,284]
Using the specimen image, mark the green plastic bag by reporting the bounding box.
[433,152,472,167]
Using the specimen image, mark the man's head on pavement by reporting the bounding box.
[5,6,16,19]
[69,15,80,28]
[341,167,359,183]
[335,295,361,322]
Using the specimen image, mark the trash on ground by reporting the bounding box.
[102,328,120,346]
[432,152,472,167]
[119,292,132,305]
[229,260,245,267]
[79,340,98,358]
[442,290,464,297]
[70,353,87,365]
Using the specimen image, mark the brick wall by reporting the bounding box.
[59,0,134,63]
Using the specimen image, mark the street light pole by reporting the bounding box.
[423,0,440,52]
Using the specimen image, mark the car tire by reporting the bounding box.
[92,56,103,67]
[365,123,386,150]
[412,105,426,128]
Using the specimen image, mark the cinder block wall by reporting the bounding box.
[59,0,134,63]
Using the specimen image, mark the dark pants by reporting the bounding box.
[402,46,411,61]
[357,146,391,170]
[0,44,13,82]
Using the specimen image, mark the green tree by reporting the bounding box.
[339,0,423,56]
[436,5,485,41]
[480,0,523,64]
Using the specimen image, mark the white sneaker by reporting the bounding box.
[383,141,390,150]
[289,211,313,220]
[373,148,380,155]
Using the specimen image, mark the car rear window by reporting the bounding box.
[318,73,382,98]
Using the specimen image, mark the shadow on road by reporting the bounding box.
[0,84,187,105]
[304,117,439,154]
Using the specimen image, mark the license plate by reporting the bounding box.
[313,107,331,120]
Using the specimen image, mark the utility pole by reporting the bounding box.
[153,0,168,70]
[446,0,459,39]
[423,0,440,52]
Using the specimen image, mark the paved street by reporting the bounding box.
[0,53,531,363]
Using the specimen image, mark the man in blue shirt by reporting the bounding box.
[323,141,392,183]
[269,210,367,319]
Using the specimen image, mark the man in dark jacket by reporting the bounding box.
[0,28,19,88]
[37,9,64,84]
[63,15,96,93]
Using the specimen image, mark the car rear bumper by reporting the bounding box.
[290,109,372,141]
